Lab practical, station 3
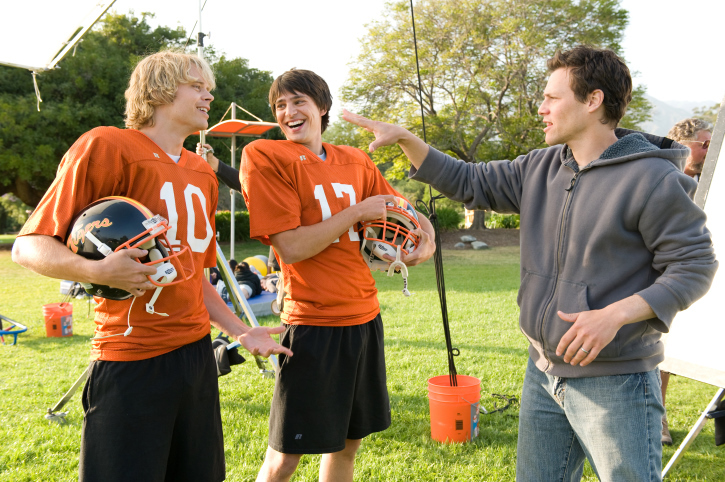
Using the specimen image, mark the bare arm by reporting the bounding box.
[270,194,397,264]
[12,234,156,296]
[556,294,655,367]
[202,279,292,357]
[342,109,430,169]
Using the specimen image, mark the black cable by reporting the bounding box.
[410,0,458,386]
[184,0,210,49]
[410,0,427,144]
[416,199,459,386]
[480,394,519,416]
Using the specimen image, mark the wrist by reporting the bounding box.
[606,301,635,329]
[77,256,104,286]
[397,128,417,148]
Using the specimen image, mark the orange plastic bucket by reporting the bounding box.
[427,374,481,443]
[43,303,73,337]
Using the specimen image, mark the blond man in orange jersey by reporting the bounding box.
[235,69,436,482]
[12,50,291,482]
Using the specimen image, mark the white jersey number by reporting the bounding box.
[313,183,360,243]
[160,181,214,253]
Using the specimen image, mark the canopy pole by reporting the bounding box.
[230,103,237,260]
[196,0,204,59]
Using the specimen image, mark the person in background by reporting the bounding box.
[668,118,712,181]
[235,261,263,299]
[209,266,221,286]
[198,142,242,192]
[658,117,714,445]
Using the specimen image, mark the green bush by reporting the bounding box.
[486,212,520,229]
[215,210,251,242]
[0,195,30,234]
[433,206,462,231]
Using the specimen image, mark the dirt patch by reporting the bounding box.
[437,228,519,250]
[0,243,13,251]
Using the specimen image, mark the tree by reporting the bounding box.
[183,55,280,211]
[0,13,279,209]
[340,0,651,228]
[0,13,187,206]
[693,103,720,125]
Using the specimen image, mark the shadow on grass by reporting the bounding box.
[385,338,528,358]
[376,282,520,295]
[20,334,91,351]
[220,397,271,419]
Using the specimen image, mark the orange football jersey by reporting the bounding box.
[20,127,218,361]
[241,139,401,326]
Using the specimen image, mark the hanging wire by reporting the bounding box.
[410,0,458,387]
[31,71,43,111]
[184,0,210,49]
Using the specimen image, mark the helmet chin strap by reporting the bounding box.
[387,245,411,297]
[84,231,113,257]
[145,248,177,316]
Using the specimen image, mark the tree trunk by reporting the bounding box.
[468,210,487,229]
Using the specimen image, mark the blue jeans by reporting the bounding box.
[516,358,664,482]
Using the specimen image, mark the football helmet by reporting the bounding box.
[359,197,421,296]
[65,197,194,307]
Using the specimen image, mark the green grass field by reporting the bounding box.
[0,242,722,481]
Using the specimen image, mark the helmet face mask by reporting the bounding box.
[66,197,195,300]
[359,197,421,271]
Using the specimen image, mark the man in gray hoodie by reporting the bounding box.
[343,46,717,481]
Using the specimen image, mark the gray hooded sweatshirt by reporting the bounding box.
[411,129,717,377]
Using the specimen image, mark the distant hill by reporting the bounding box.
[640,95,718,136]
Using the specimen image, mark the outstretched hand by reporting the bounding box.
[237,325,293,358]
[342,109,409,153]
[342,109,430,167]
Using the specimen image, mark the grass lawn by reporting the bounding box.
[0,241,722,481]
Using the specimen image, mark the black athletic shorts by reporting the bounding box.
[79,335,225,482]
[268,314,391,454]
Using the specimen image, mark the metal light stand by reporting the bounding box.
[216,243,279,378]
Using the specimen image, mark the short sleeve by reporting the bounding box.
[241,143,302,244]
[19,130,122,241]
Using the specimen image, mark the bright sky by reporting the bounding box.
[5,0,725,120]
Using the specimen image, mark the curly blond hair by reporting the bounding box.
[124,50,215,130]
[667,118,712,143]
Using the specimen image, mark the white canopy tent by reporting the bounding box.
[3,1,117,109]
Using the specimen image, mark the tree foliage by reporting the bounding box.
[693,103,720,125]
[184,55,280,212]
[340,0,651,178]
[0,13,187,206]
[0,12,278,208]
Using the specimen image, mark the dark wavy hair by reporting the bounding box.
[547,46,632,127]
[269,69,333,133]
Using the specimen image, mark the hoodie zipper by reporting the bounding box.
[539,170,582,371]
